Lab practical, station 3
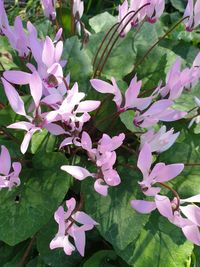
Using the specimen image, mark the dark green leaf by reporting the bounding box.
[0,151,70,245]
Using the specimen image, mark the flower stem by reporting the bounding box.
[93,22,119,72]
[93,3,150,78]
[158,182,180,211]
[132,16,189,72]
[17,236,36,267]
[96,3,150,78]
[70,0,75,35]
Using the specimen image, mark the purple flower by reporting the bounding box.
[140,126,180,153]
[73,0,84,35]
[188,96,200,128]
[0,146,21,189]
[41,0,56,21]
[50,198,98,256]
[118,0,132,37]
[90,76,152,113]
[145,0,165,23]
[131,194,200,246]
[137,143,184,196]
[4,26,65,93]
[183,0,200,31]
[0,0,9,34]
[61,132,125,196]
[1,76,65,154]
[134,99,187,128]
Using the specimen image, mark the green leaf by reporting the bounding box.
[0,240,29,266]
[26,256,47,267]
[37,217,82,267]
[63,36,93,90]
[120,110,145,133]
[160,123,200,197]
[89,12,117,33]
[0,151,70,245]
[170,0,186,12]
[81,165,149,264]
[83,250,127,267]
[86,30,137,80]
[30,129,57,154]
[129,214,193,267]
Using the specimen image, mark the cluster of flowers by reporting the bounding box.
[0,0,200,257]
[118,0,200,37]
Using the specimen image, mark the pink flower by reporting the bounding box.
[140,126,180,153]
[159,57,196,100]
[4,25,65,94]
[61,132,125,196]
[90,76,152,113]
[73,0,84,35]
[50,198,98,256]
[0,146,21,189]
[183,0,200,31]
[145,0,165,23]
[1,76,65,154]
[118,0,132,37]
[41,0,56,21]
[131,194,200,246]
[46,82,100,135]
[0,12,29,57]
[188,96,200,128]
[0,0,9,34]
[134,99,187,128]
[137,143,184,196]
[129,0,147,27]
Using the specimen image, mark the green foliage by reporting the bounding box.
[0,0,200,266]
[0,151,70,245]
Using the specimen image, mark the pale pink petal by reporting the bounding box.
[181,195,200,203]
[55,41,63,62]
[65,198,76,219]
[63,235,76,255]
[160,109,187,122]
[44,123,66,135]
[144,100,173,116]
[182,225,200,246]
[103,169,121,186]
[72,229,85,256]
[137,143,152,177]
[29,71,43,107]
[144,187,161,196]
[75,101,100,113]
[0,146,11,175]
[2,78,26,116]
[21,128,40,154]
[54,28,63,42]
[131,200,156,214]
[59,137,73,149]
[12,162,22,176]
[42,36,54,67]
[155,195,173,219]
[61,165,92,180]
[50,235,65,250]
[81,131,92,151]
[90,79,115,94]
[156,164,184,183]
[180,205,200,226]
[72,211,98,225]
[42,94,63,105]
[94,179,109,196]
[8,121,33,131]
[3,71,31,85]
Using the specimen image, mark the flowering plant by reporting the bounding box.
[0,0,200,265]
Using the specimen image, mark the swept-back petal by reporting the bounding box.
[61,165,92,180]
